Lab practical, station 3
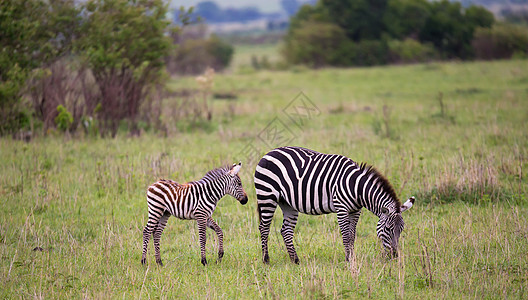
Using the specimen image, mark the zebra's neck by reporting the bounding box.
[192,175,228,205]
[344,163,399,217]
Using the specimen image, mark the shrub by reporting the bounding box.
[282,21,349,67]
[169,34,234,75]
[54,105,73,132]
[472,23,528,60]
[346,40,390,66]
[388,38,438,63]
[206,35,234,70]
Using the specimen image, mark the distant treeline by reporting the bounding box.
[283,0,528,67]
[188,0,318,23]
[190,1,278,23]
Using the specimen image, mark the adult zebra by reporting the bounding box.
[142,163,248,266]
[254,146,415,264]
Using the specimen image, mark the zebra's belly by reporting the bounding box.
[285,194,337,215]
[166,206,195,220]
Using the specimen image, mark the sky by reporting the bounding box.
[170,0,283,13]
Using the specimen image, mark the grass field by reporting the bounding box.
[1,57,527,298]
[228,43,282,72]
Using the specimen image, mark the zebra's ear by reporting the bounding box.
[400,196,415,213]
[228,162,242,176]
[381,207,389,215]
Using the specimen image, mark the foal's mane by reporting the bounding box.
[196,165,231,183]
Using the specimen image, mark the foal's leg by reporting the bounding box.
[196,214,208,266]
[153,211,171,266]
[142,210,162,265]
[207,217,224,263]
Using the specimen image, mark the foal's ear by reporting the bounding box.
[400,196,415,213]
[228,162,242,176]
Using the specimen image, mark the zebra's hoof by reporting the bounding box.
[263,254,270,264]
[201,257,208,266]
[156,259,163,266]
[141,258,146,265]
[216,251,224,263]
[293,257,300,265]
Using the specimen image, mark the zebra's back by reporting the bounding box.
[147,179,197,220]
[254,146,354,215]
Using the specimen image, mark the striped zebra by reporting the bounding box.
[141,163,248,266]
[254,146,415,264]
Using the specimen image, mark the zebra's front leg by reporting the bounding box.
[196,215,208,266]
[347,210,361,262]
[337,210,353,261]
[279,204,300,264]
[153,211,171,266]
[207,217,224,263]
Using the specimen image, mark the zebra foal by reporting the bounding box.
[141,163,248,266]
[254,146,415,264]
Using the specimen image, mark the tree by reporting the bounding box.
[321,0,388,41]
[465,5,494,29]
[1,0,84,135]
[383,0,432,39]
[0,0,47,134]
[77,0,173,137]
[418,0,488,58]
[283,21,349,67]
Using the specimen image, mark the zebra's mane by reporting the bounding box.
[193,165,231,183]
[358,162,402,211]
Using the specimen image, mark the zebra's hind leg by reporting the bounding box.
[196,215,209,266]
[141,213,161,265]
[153,211,171,266]
[257,198,278,264]
[279,203,300,264]
[207,217,224,263]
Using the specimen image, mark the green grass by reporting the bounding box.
[229,43,282,72]
[1,58,528,298]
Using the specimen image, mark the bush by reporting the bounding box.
[207,35,234,70]
[472,23,528,60]
[282,21,349,67]
[348,40,390,66]
[388,38,438,63]
[282,21,391,67]
[54,105,73,132]
[169,35,234,75]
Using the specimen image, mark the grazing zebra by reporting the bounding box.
[254,146,415,264]
[141,163,248,266]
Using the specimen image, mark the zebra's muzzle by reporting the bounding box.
[239,195,248,205]
[384,247,398,259]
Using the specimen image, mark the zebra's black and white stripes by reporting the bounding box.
[141,163,248,266]
[254,146,414,264]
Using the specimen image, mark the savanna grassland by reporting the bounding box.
[1,57,528,299]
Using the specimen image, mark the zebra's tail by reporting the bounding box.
[257,204,262,224]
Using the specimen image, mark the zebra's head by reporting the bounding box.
[225,162,248,205]
[376,196,415,258]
